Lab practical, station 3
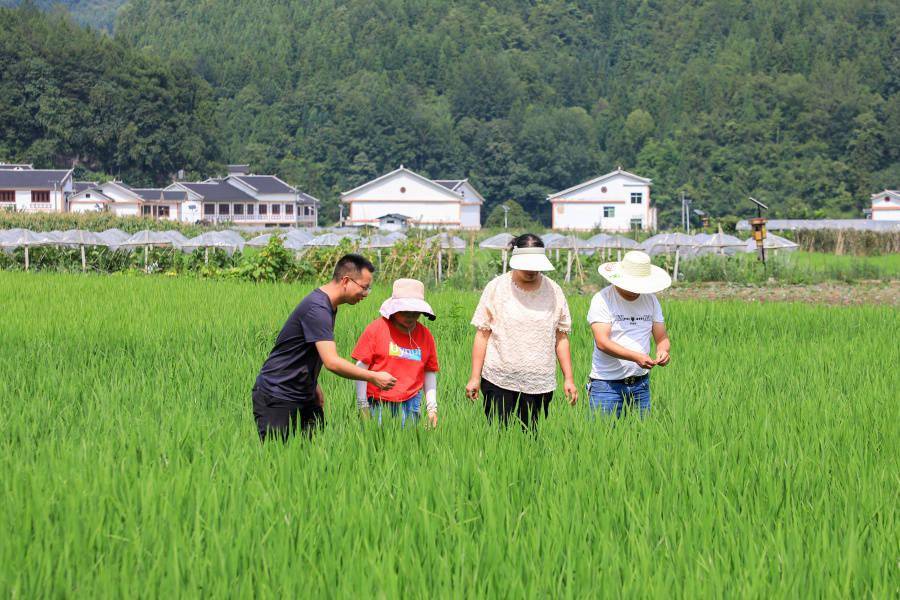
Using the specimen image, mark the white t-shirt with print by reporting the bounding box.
[586,285,664,380]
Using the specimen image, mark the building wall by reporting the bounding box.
[871,197,900,221]
[349,200,460,227]
[460,204,481,229]
[12,189,64,212]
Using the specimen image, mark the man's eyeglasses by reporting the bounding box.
[346,277,371,294]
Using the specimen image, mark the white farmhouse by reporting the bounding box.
[548,168,656,232]
[870,189,900,221]
[168,165,318,226]
[341,166,483,230]
[0,167,73,213]
[69,181,187,220]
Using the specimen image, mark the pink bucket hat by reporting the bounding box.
[380,278,436,320]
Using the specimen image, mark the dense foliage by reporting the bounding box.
[0,0,123,30]
[0,5,218,185]
[2,1,898,225]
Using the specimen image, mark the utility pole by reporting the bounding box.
[501,204,510,230]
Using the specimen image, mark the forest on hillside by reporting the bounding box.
[2,1,898,226]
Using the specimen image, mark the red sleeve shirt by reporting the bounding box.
[351,317,439,402]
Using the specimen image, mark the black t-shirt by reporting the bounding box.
[255,288,336,402]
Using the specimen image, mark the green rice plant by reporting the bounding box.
[0,272,896,597]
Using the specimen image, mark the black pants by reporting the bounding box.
[252,387,324,442]
[482,378,552,429]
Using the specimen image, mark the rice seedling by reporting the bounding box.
[0,272,896,597]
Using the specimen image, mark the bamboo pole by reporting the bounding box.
[81,245,87,273]
[24,245,29,271]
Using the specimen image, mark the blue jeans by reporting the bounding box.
[369,392,421,427]
[587,376,651,419]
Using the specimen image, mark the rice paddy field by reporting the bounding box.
[1,271,897,597]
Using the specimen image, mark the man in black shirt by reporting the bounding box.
[253,254,397,440]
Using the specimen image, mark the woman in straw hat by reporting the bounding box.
[466,233,577,428]
[352,278,440,427]
[587,250,672,418]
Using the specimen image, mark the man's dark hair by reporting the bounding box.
[509,233,545,250]
[332,253,376,282]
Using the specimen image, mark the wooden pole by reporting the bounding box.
[673,247,680,281]
[437,250,442,283]
[502,249,508,273]
[25,245,29,271]
[81,245,87,273]
[565,249,573,282]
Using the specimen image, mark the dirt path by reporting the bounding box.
[661,281,899,306]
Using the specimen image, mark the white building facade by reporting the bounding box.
[870,190,900,221]
[342,166,483,230]
[548,168,656,232]
[0,168,73,213]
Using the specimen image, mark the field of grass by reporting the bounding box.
[1,272,897,597]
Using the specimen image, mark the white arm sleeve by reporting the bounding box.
[424,371,437,415]
[355,361,369,410]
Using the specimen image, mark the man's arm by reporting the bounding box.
[315,341,396,389]
[652,322,670,366]
[465,329,491,400]
[590,322,656,370]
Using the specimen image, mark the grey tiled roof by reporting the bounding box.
[298,191,320,205]
[180,182,255,201]
[0,169,71,188]
[232,175,296,194]
[131,188,188,202]
[73,181,99,193]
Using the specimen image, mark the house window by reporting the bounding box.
[246,204,254,215]
[259,204,268,215]
[603,206,615,218]
[285,204,294,215]
[272,204,281,215]
[142,205,152,216]
[31,190,50,203]
[85,193,91,199]
[304,206,315,216]
[0,190,13,202]
[630,193,643,204]
[218,203,230,215]
[203,203,215,216]
[233,204,244,215]
[630,218,643,229]
[157,206,170,218]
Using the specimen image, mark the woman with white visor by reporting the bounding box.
[466,233,577,428]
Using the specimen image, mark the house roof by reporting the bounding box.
[547,168,652,200]
[433,179,465,191]
[341,165,463,200]
[73,181,99,193]
[0,169,72,189]
[377,213,410,221]
[179,181,255,201]
[131,188,189,202]
[0,163,33,170]
[871,189,899,200]
[298,191,320,205]
[231,175,296,194]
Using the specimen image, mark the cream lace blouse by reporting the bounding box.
[471,272,572,394]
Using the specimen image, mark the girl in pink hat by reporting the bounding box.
[351,278,440,427]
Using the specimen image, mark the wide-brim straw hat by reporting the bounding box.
[508,246,555,272]
[380,278,436,320]
[598,250,672,294]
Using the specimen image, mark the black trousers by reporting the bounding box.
[252,386,324,442]
[481,378,553,429]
